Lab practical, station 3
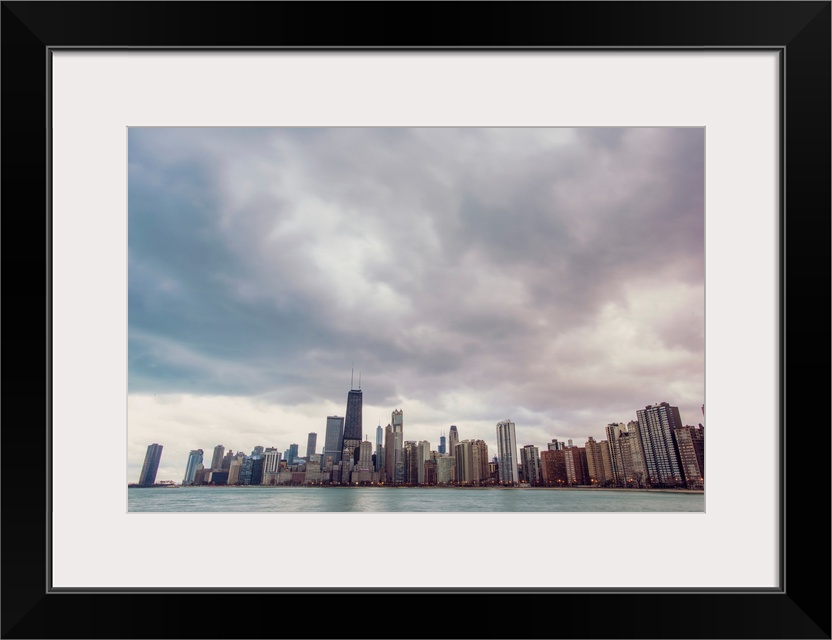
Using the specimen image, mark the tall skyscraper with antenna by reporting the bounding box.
[341,369,363,468]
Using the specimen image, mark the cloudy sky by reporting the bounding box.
[127,127,704,483]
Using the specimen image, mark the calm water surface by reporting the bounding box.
[128,486,704,512]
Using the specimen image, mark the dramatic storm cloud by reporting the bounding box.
[127,127,704,482]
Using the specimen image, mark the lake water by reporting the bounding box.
[128,486,704,512]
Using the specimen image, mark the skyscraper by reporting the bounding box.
[584,437,607,486]
[306,432,318,459]
[496,420,519,485]
[341,378,363,466]
[417,440,431,485]
[520,445,541,486]
[138,443,163,486]
[438,431,446,455]
[323,415,344,466]
[383,423,394,481]
[453,439,488,485]
[604,423,627,486]
[636,402,685,486]
[375,424,384,472]
[392,409,404,483]
[182,448,203,486]
[357,440,373,470]
[210,445,225,471]
[448,425,459,455]
[672,425,704,489]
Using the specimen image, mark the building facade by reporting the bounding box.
[496,420,519,485]
[306,432,317,459]
[636,402,685,486]
[138,443,163,486]
[342,386,363,465]
[182,448,203,486]
[520,445,541,485]
[323,415,344,467]
[210,444,225,471]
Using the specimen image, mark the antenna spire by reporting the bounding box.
[351,364,354,389]
[358,371,361,390]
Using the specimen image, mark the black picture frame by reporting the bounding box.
[2,2,829,638]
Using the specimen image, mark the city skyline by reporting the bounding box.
[128,127,704,484]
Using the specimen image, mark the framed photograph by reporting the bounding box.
[3,2,829,638]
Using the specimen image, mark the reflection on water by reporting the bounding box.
[128,486,704,513]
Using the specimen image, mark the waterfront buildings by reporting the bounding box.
[496,420,519,485]
[167,389,703,490]
[182,448,203,486]
[138,443,163,486]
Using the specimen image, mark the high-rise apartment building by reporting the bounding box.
[323,415,344,467]
[563,446,589,485]
[392,410,404,483]
[672,425,704,489]
[625,420,649,486]
[306,432,317,459]
[604,423,626,485]
[417,440,431,485]
[540,449,568,486]
[436,456,455,484]
[691,425,705,479]
[520,445,541,486]
[636,402,685,486]
[496,420,519,485]
[138,443,163,486]
[182,448,203,486]
[454,440,483,486]
[584,437,608,486]
[383,423,394,482]
[210,445,225,471]
[453,439,488,485]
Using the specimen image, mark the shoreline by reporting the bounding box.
[130,484,704,495]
